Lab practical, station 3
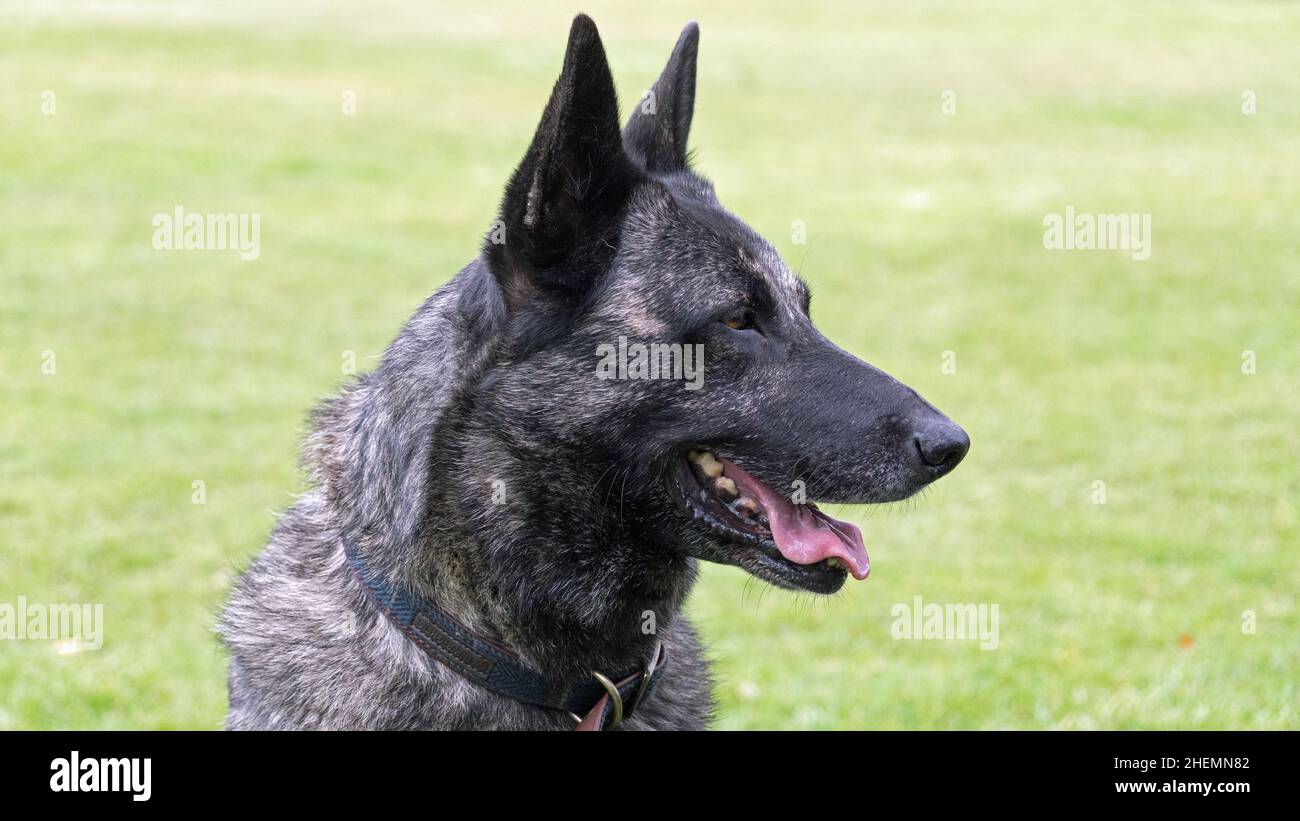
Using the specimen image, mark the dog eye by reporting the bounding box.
[720,310,754,331]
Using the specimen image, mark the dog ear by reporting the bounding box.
[622,21,699,172]
[486,14,635,310]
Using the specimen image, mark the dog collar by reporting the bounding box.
[342,536,667,731]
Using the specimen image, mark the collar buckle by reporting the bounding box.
[573,641,665,731]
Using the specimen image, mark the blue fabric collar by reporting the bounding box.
[342,536,666,729]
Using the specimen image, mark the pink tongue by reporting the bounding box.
[718,458,870,580]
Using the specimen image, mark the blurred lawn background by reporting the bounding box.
[1,0,1297,729]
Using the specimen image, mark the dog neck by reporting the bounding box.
[311,267,696,680]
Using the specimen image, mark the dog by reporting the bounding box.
[220,15,969,730]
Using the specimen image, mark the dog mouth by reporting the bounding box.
[673,448,870,594]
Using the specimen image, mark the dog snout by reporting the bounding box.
[911,414,969,478]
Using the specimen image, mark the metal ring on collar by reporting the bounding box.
[627,640,663,717]
[590,670,624,729]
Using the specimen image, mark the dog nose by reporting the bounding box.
[913,418,969,476]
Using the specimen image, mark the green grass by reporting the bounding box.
[2,0,1296,730]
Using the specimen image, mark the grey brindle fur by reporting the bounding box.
[220,16,968,730]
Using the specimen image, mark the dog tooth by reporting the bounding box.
[826,558,842,570]
[735,496,760,516]
[695,451,723,478]
[715,476,737,498]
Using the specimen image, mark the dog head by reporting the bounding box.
[472,16,967,597]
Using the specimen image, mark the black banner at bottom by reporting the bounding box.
[5,730,1286,807]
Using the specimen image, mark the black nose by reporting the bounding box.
[914,418,970,476]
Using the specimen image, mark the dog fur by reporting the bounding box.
[220,15,967,730]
